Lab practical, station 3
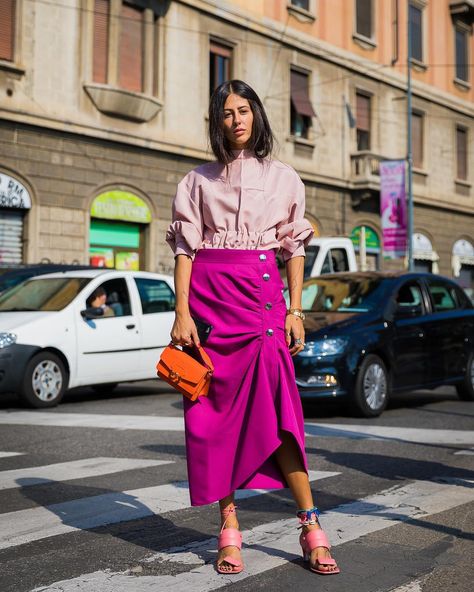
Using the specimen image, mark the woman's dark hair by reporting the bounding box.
[208,80,274,164]
[86,286,106,307]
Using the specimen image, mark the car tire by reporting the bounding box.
[351,354,389,418]
[91,383,118,394]
[455,353,474,401]
[19,351,68,408]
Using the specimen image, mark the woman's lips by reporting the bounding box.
[233,129,246,136]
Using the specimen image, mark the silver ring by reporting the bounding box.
[295,338,304,345]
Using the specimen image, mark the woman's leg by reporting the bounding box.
[274,431,337,573]
[217,493,242,572]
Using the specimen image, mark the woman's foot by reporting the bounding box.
[298,507,340,575]
[216,505,243,574]
[302,522,338,573]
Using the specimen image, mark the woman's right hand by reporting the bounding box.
[170,313,200,347]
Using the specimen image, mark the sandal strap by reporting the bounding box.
[218,556,242,568]
[304,528,331,551]
[296,506,321,526]
[218,527,242,551]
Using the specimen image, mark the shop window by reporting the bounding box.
[409,3,423,62]
[455,26,469,83]
[412,111,424,169]
[86,278,132,317]
[355,0,373,39]
[290,69,315,139]
[0,0,15,62]
[135,278,176,314]
[356,92,371,151]
[350,225,380,271]
[93,0,151,93]
[456,126,468,180]
[209,41,232,96]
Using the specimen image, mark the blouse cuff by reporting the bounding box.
[165,221,202,261]
[277,219,314,262]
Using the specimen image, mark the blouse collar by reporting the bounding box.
[231,148,255,160]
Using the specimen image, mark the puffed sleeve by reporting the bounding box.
[165,171,203,261]
[276,176,314,262]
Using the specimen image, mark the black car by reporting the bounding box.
[289,272,474,417]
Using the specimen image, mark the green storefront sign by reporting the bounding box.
[350,226,380,250]
[91,191,152,223]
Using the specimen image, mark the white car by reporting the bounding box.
[0,270,176,408]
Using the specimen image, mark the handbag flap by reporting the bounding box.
[158,346,209,385]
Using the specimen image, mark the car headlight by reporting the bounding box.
[0,332,17,349]
[300,338,348,357]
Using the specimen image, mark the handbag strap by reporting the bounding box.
[168,341,214,373]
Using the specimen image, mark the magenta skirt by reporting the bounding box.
[185,248,308,506]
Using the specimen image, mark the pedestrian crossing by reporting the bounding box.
[0,410,473,592]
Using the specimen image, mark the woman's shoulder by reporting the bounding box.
[178,160,222,185]
[266,156,303,185]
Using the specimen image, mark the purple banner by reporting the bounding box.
[380,160,407,259]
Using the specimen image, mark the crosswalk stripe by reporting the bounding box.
[0,470,338,551]
[0,457,173,491]
[29,477,473,592]
[1,411,473,445]
[388,579,424,592]
[454,448,474,455]
[0,451,24,458]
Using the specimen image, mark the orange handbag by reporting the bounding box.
[156,342,214,401]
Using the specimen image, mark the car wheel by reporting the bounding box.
[19,352,68,408]
[455,353,474,401]
[351,354,389,418]
[91,383,118,394]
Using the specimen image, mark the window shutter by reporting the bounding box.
[456,127,467,180]
[290,70,316,118]
[356,0,372,38]
[93,0,109,84]
[356,93,370,132]
[0,0,16,62]
[455,28,468,82]
[119,3,144,93]
[409,4,423,61]
[412,112,423,168]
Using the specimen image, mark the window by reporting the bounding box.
[455,27,469,83]
[209,41,232,96]
[321,249,350,274]
[92,0,151,93]
[411,111,423,169]
[356,93,371,150]
[456,126,468,180]
[290,69,315,139]
[135,278,176,314]
[291,0,310,10]
[355,0,373,39]
[409,3,423,62]
[86,278,132,317]
[0,0,16,62]
[427,281,459,313]
[395,282,425,315]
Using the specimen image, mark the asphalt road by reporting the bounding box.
[0,382,472,592]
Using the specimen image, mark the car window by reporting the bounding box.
[134,278,175,314]
[330,249,350,272]
[395,282,425,315]
[321,253,331,274]
[85,278,131,317]
[427,281,458,312]
[0,278,91,311]
[303,245,319,279]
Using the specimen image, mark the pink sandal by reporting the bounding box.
[298,507,340,575]
[216,505,244,574]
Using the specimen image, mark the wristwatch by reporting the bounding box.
[286,308,306,321]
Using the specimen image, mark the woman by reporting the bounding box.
[165,80,340,576]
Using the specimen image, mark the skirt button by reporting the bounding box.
[262,273,270,281]
[259,254,267,261]
[265,302,272,310]
[266,328,274,336]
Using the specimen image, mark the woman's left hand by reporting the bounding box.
[285,315,305,356]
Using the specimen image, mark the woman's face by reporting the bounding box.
[223,93,254,150]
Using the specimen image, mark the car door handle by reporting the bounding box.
[126,324,136,330]
[418,332,424,338]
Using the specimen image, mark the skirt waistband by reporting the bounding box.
[193,248,278,264]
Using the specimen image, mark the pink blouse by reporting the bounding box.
[165,149,314,262]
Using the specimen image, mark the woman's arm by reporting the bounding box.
[285,255,306,356]
[171,254,200,347]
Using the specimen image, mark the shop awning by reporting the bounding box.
[291,71,316,118]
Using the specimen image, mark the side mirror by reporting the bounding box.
[394,305,422,319]
[81,307,104,320]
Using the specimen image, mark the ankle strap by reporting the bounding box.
[296,506,320,526]
[220,504,238,533]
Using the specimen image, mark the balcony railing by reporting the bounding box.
[350,151,384,183]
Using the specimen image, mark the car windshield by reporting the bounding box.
[0,277,91,312]
[284,277,386,313]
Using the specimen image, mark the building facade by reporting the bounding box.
[0,0,473,288]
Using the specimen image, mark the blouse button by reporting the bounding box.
[259,254,267,261]
[266,328,274,336]
[265,302,272,310]
[262,273,270,281]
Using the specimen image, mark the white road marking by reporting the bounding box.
[1,411,473,445]
[0,457,173,491]
[0,451,24,458]
[30,477,474,592]
[388,579,424,591]
[0,470,338,551]
[454,448,474,455]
